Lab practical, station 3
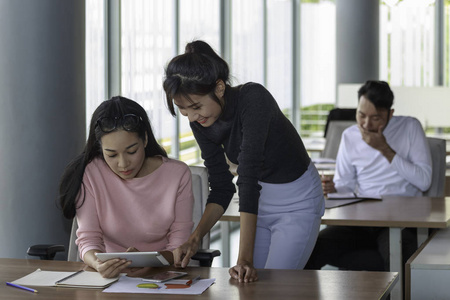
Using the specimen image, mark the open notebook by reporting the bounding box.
[11,269,118,288]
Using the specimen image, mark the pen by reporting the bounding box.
[55,269,83,284]
[6,282,38,293]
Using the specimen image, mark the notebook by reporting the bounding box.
[325,192,382,208]
[11,269,118,288]
[326,192,381,200]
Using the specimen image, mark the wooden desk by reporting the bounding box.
[1,258,397,300]
[321,196,450,228]
[222,196,450,300]
[325,196,450,300]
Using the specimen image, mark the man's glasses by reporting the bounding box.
[96,114,141,133]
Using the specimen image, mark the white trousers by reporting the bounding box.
[253,162,325,269]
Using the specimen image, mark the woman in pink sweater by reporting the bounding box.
[59,96,194,278]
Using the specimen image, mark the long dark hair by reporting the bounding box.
[59,96,167,219]
[163,40,231,116]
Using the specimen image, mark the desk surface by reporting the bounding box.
[223,196,450,228]
[1,258,397,300]
[322,196,450,228]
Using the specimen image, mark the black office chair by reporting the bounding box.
[323,108,356,138]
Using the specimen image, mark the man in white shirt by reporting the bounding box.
[305,80,432,271]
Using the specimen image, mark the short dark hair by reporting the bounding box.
[163,40,230,116]
[357,80,394,110]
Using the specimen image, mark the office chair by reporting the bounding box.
[423,137,446,197]
[28,166,220,267]
[321,120,356,159]
[323,108,356,138]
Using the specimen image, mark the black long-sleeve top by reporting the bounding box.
[190,83,310,214]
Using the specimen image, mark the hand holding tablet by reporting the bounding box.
[95,251,170,268]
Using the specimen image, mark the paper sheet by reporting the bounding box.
[103,275,215,295]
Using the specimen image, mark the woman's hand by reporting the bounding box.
[173,203,225,268]
[173,235,200,268]
[121,246,152,277]
[229,212,258,283]
[229,260,258,283]
[83,249,131,278]
[93,257,131,278]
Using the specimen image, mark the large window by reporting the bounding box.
[85,0,106,132]
[177,0,221,164]
[267,0,294,119]
[231,0,265,85]
[121,0,175,155]
[299,0,336,137]
[445,0,450,86]
[380,0,436,86]
[85,0,450,161]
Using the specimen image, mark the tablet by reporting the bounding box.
[143,271,188,282]
[95,252,170,268]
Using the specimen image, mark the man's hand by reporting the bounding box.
[321,175,336,196]
[359,124,396,162]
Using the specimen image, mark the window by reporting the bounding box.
[86,0,450,159]
[178,0,220,164]
[231,0,265,85]
[380,0,436,86]
[267,0,293,119]
[445,0,450,86]
[300,0,336,137]
[85,0,106,132]
[120,0,176,155]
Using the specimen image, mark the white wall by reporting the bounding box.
[337,84,450,128]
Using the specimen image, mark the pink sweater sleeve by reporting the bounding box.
[164,166,194,251]
[75,177,106,259]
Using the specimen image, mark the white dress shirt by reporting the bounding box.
[334,116,432,197]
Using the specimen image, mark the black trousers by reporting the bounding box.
[304,226,418,271]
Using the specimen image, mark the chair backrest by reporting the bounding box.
[67,218,80,262]
[323,108,356,137]
[67,165,211,261]
[321,120,356,159]
[189,165,211,249]
[423,137,446,197]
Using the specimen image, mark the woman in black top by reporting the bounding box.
[163,40,324,282]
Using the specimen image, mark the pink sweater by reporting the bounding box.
[75,156,194,260]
